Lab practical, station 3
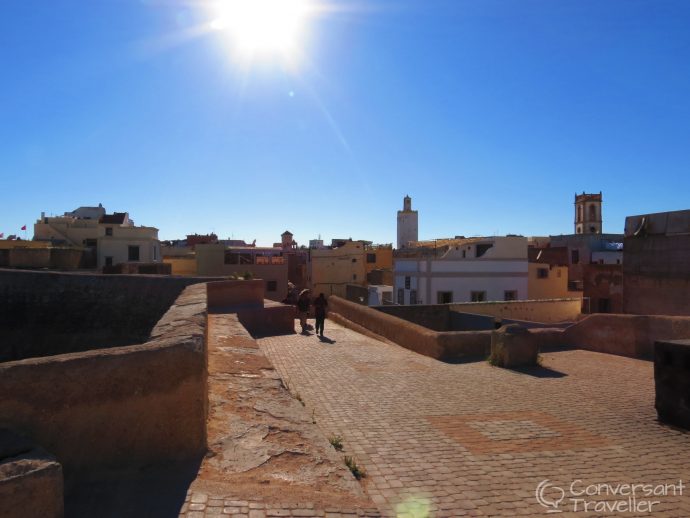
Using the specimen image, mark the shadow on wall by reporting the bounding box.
[0,269,224,362]
[0,278,211,516]
[206,279,295,336]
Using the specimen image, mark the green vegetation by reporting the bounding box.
[344,456,366,480]
[487,352,502,367]
[329,435,344,451]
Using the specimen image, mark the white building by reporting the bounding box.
[394,236,528,305]
[34,206,160,269]
[368,285,393,306]
[397,195,418,249]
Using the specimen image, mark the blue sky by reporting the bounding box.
[2,0,689,245]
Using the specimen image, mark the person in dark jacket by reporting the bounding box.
[313,293,328,337]
[296,290,311,333]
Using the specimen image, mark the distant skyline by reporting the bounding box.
[2,1,690,246]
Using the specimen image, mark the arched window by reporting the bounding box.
[578,205,583,222]
[589,204,596,221]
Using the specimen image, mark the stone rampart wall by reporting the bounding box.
[329,297,489,360]
[563,313,690,359]
[0,269,222,361]
[449,298,581,324]
[0,284,208,473]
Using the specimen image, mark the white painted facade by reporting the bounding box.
[396,195,418,249]
[368,285,393,306]
[394,236,528,305]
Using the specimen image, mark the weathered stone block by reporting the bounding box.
[654,340,690,429]
[490,324,539,368]
[0,429,64,518]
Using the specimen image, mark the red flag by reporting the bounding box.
[21,225,26,230]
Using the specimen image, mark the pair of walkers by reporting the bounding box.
[296,290,328,336]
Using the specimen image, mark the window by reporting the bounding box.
[462,250,466,258]
[225,252,253,265]
[152,245,158,261]
[353,274,357,281]
[352,258,357,263]
[571,250,580,264]
[397,288,404,305]
[589,204,596,221]
[404,276,411,289]
[470,291,486,302]
[504,290,518,301]
[437,291,452,304]
[266,280,277,292]
[537,267,549,279]
[476,244,493,258]
[367,253,376,263]
[105,227,113,236]
[128,245,140,262]
[105,257,113,267]
[410,290,417,305]
[598,298,610,313]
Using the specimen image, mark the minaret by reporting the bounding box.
[574,192,603,234]
[397,195,419,249]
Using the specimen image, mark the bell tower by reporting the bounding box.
[397,195,418,249]
[574,192,602,234]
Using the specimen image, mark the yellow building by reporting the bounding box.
[527,246,582,301]
[34,206,160,269]
[365,244,393,275]
[195,244,288,301]
[528,263,571,299]
[309,241,393,298]
[162,245,197,275]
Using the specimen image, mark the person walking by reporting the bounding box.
[313,293,328,337]
[296,289,311,334]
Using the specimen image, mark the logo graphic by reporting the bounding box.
[536,479,565,513]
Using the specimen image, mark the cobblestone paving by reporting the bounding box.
[179,493,381,518]
[258,321,690,517]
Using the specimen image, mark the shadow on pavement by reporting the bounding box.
[509,365,568,378]
[65,457,203,518]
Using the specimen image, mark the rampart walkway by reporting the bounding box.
[258,321,690,517]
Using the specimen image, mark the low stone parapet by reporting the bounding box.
[0,429,63,518]
[654,340,690,429]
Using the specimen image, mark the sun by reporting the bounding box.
[210,0,313,61]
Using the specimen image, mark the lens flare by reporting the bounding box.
[210,0,313,61]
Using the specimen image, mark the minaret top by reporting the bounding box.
[403,195,412,211]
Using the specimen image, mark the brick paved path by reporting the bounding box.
[259,321,690,517]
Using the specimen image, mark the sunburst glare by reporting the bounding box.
[209,0,315,64]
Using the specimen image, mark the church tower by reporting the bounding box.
[574,192,603,234]
[397,195,418,249]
